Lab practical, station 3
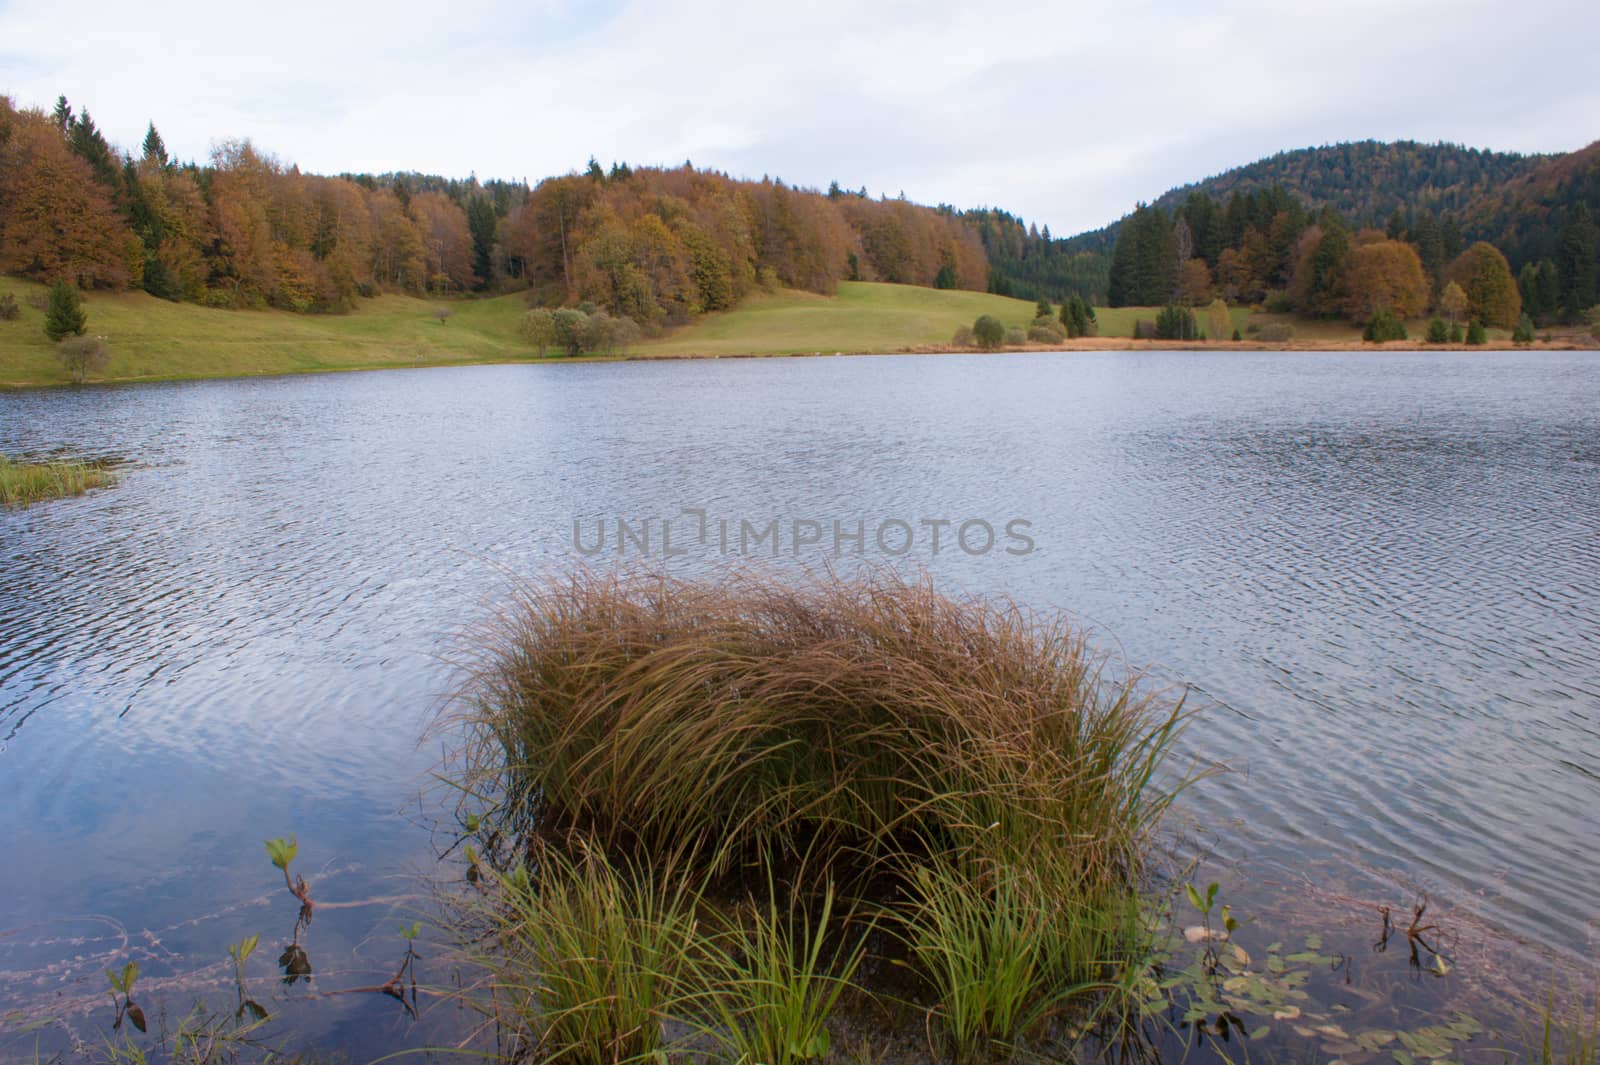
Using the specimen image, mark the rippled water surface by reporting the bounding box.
[2,350,1597,1052]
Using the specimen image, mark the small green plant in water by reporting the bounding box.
[227,934,269,1022]
[265,834,313,912]
[106,961,146,1034]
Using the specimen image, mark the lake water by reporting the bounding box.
[2,350,1597,1056]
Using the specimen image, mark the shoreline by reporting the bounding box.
[4,335,1594,391]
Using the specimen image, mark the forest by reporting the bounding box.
[2,93,1596,334]
[0,96,987,327]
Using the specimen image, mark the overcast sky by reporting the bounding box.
[3,0,1597,236]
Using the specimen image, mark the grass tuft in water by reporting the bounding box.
[464,841,705,1065]
[0,454,116,506]
[695,870,869,1065]
[440,566,1191,1060]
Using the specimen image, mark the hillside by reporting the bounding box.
[0,277,530,387]
[1459,140,1600,266]
[635,283,1039,357]
[1147,140,1543,225]
[0,280,1045,386]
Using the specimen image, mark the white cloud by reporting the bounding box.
[2,0,1594,235]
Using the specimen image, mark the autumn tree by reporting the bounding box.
[0,105,136,288]
[1176,258,1213,305]
[1204,298,1232,342]
[409,190,477,293]
[1448,242,1520,329]
[1215,247,1257,303]
[1341,240,1428,322]
[1438,280,1468,326]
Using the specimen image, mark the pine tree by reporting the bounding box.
[1466,319,1486,344]
[44,279,87,341]
[51,95,73,131]
[141,122,168,167]
[1558,205,1598,321]
[1426,317,1449,343]
[1363,307,1407,342]
[465,195,497,290]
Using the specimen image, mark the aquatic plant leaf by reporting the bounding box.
[243,999,268,1021]
[126,1004,147,1033]
[265,835,298,870]
[1250,1026,1270,1040]
[1186,883,1205,911]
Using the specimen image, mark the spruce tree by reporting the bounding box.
[1363,308,1407,342]
[141,122,168,167]
[1558,205,1598,321]
[1466,319,1486,345]
[44,279,87,342]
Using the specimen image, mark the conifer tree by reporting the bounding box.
[44,279,87,341]
[141,122,168,167]
[1558,205,1598,321]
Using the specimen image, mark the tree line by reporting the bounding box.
[1106,183,1596,329]
[0,95,992,327]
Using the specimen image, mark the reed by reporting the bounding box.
[0,454,116,506]
[462,841,707,1065]
[452,567,1185,886]
[694,873,869,1065]
[441,566,1191,1060]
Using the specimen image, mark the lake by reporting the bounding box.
[2,349,1597,1056]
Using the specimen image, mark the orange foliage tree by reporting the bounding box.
[0,102,136,288]
[1341,240,1429,322]
[1448,241,1521,328]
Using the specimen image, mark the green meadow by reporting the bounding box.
[5,274,1506,390]
[0,276,531,388]
[633,282,1042,356]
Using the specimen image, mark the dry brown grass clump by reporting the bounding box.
[450,567,1184,888]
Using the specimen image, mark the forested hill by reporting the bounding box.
[1458,140,1600,268]
[955,142,1551,304]
[0,94,989,326]
[986,140,1590,305]
[1148,141,1544,228]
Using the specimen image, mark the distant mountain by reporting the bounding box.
[1146,140,1545,227]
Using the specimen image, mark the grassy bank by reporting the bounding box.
[442,568,1186,1062]
[0,276,533,388]
[0,454,117,506]
[4,275,1583,389]
[633,283,1042,356]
